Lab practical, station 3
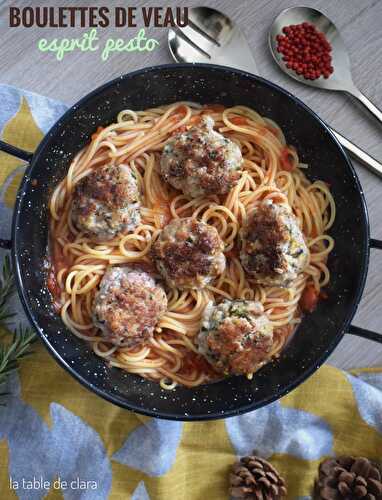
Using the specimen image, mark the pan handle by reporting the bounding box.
[348,326,382,343]
[0,140,33,249]
[0,139,33,162]
[348,238,382,344]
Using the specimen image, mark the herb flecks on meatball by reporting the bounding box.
[151,217,226,290]
[92,266,167,347]
[240,200,309,287]
[197,300,274,375]
[72,164,140,242]
[160,115,243,198]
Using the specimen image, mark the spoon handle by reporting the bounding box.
[346,84,382,125]
[331,129,382,178]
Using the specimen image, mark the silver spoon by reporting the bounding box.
[269,6,382,125]
[168,6,382,178]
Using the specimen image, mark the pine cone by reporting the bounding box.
[315,456,382,500]
[229,454,287,499]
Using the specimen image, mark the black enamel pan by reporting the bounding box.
[1,64,381,421]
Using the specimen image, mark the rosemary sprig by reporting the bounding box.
[0,254,36,402]
[0,255,16,326]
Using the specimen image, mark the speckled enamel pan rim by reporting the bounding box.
[11,63,370,420]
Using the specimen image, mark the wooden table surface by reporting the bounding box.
[0,0,381,369]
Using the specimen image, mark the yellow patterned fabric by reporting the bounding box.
[0,86,381,500]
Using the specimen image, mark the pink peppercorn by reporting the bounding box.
[276,22,334,80]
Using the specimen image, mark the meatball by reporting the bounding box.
[72,164,140,242]
[160,115,243,198]
[197,300,274,375]
[240,200,309,287]
[151,217,226,290]
[92,266,167,347]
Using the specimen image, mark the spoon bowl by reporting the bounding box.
[269,6,382,123]
[269,6,352,91]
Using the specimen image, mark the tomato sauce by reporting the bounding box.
[224,246,239,260]
[202,103,225,113]
[47,268,61,301]
[46,233,70,311]
[266,125,279,137]
[230,116,248,126]
[170,124,187,135]
[280,146,295,171]
[153,202,172,227]
[91,126,104,141]
[299,283,321,313]
[182,351,220,380]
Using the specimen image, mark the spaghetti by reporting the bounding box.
[49,102,335,389]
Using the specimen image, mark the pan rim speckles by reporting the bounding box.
[3,63,378,420]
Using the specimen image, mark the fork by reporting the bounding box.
[168,6,382,178]
[169,6,258,74]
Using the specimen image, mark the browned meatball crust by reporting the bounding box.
[92,266,167,347]
[240,200,309,287]
[72,164,140,241]
[160,115,243,198]
[197,300,274,375]
[151,217,226,290]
